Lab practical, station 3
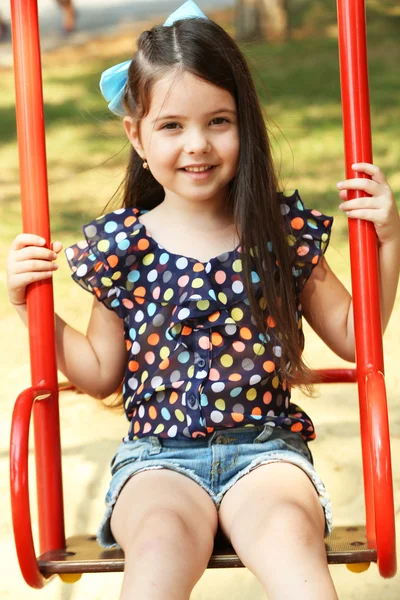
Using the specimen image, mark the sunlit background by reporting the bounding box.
[1,1,399,598]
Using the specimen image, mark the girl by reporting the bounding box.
[7,2,400,599]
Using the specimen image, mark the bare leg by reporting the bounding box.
[111,468,218,600]
[219,462,338,600]
[55,0,76,33]
[0,14,9,41]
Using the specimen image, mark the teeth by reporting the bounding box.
[185,166,212,172]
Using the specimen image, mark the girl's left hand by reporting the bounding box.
[337,162,400,245]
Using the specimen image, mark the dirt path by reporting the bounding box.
[0,0,234,66]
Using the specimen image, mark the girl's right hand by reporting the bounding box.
[6,234,63,306]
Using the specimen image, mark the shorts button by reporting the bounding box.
[197,358,206,368]
[187,395,197,409]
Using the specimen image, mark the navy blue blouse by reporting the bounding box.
[65,190,333,442]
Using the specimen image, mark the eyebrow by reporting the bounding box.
[151,108,236,123]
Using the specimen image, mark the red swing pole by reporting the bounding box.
[9,0,65,588]
[336,0,396,577]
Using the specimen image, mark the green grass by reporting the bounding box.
[243,34,400,208]
[1,14,399,314]
[1,17,399,599]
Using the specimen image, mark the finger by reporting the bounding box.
[51,241,63,253]
[339,197,382,211]
[336,178,378,194]
[11,234,47,251]
[351,163,388,184]
[10,271,55,289]
[343,208,383,221]
[13,246,57,262]
[12,259,59,275]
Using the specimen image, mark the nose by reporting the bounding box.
[183,127,211,154]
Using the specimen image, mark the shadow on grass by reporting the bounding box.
[0,100,112,146]
[1,22,399,224]
[2,30,399,139]
[246,35,400,113]
[50,207,95,236]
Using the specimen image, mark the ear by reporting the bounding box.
[123,116,145,159]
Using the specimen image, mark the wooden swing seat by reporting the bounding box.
[37,526,376,575]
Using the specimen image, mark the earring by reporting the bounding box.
[143,159,148,169]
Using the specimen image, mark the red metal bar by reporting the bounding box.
[365,372,396,577]
[310,368,357,384]
[336,0,396,577]
[10,389,50,589]
[57,371,357,389]
[9,0,65,571]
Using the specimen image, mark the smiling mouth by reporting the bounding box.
[180,165,215,173]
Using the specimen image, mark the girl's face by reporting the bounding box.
[124,69,239,208]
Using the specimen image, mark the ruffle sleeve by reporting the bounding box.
[64,208,141,319]
[280,190,333,294]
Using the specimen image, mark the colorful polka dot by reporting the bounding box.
[65,192,332,442]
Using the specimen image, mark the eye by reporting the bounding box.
[210,117,229,125]
[161,122,180,130]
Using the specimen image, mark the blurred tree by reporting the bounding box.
[234,0,400,43]
[235,0,288,42]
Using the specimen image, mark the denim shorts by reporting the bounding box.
[97,423,333,548]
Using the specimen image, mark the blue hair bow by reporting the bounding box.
[100,1,208,117]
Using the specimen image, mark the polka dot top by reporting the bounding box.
[65,190,333,442]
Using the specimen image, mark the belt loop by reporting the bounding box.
[254,422,274,443]
[208,430,218,446]
[148,435,162,455]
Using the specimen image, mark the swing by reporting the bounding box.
[9,0,397,589]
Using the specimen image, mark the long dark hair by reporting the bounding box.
[118,17,312,389]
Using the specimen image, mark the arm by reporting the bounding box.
[7,235,127,399]
[299,257,355,363]
[300,163,400,362]
[13,299,126,400]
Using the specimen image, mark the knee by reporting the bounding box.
[258,502,324,550]
[123,507,197,554]
[139,507,192,537]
